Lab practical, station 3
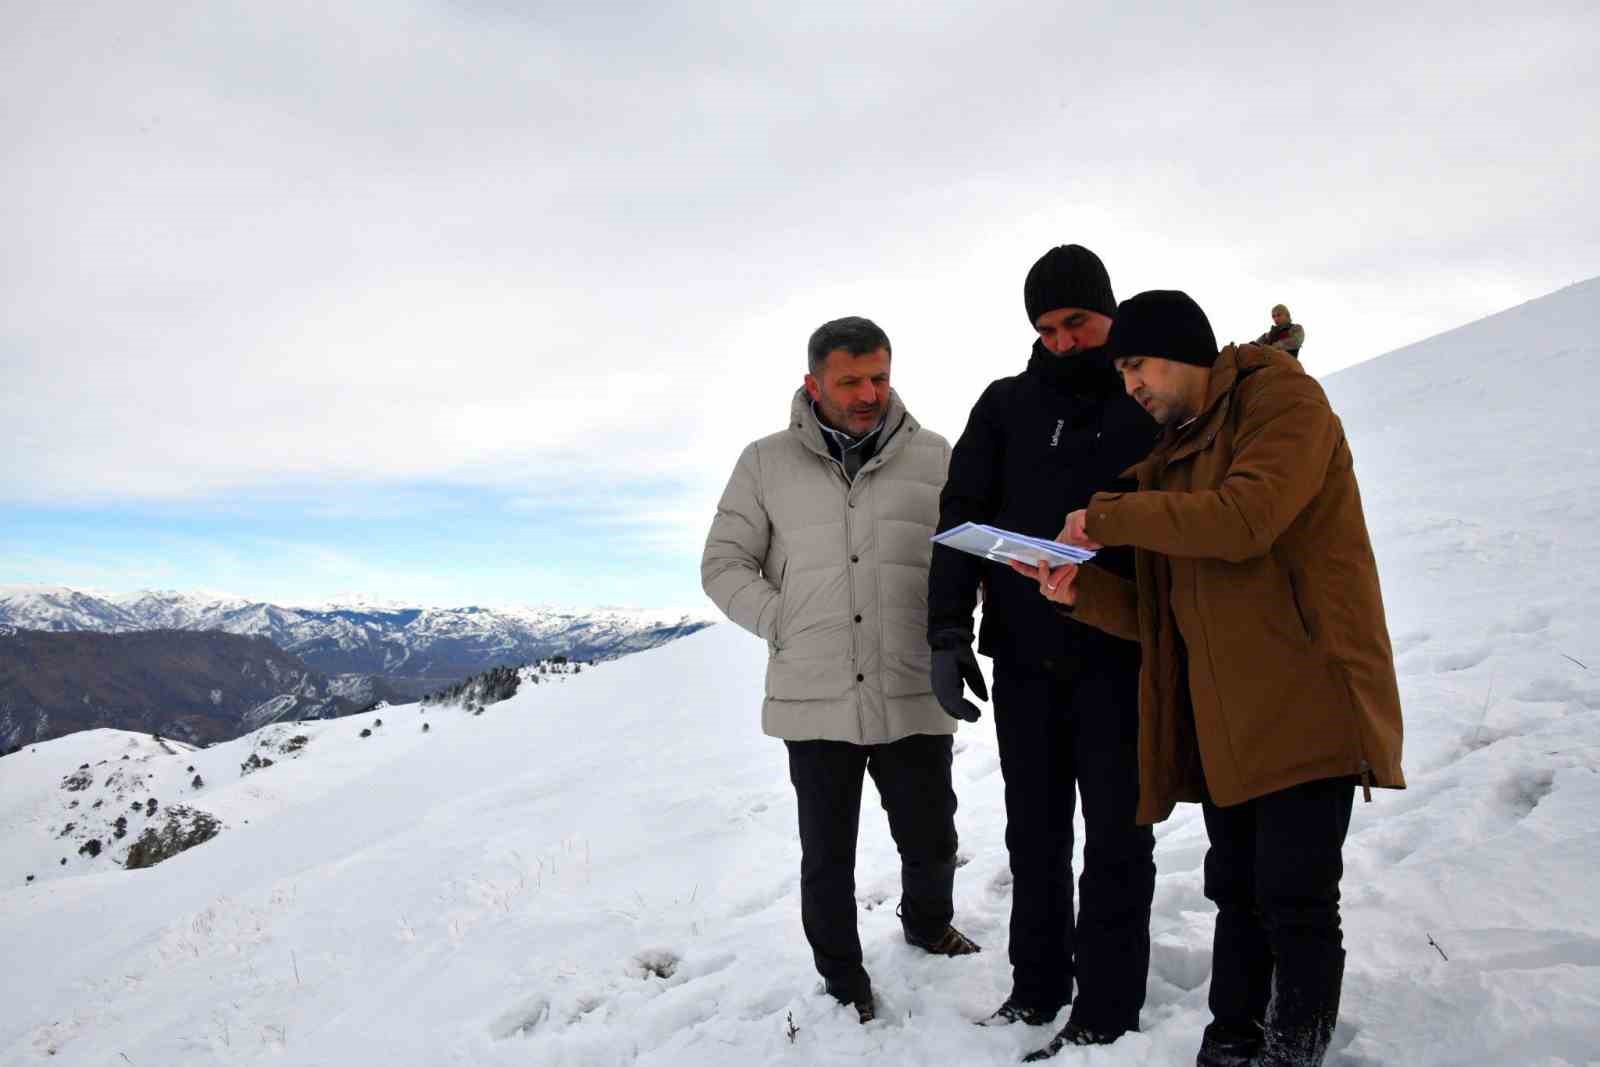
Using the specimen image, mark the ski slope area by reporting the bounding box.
[2,280,1598,1065]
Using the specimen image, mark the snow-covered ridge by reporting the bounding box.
[0,587,711,637]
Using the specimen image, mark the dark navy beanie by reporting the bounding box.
[1106,290,1219,368]
[1023,244,1117,325]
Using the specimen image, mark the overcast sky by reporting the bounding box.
[5,0,1597,610]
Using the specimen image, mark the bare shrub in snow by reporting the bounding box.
[240,752,275,776]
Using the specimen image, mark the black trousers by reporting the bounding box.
[785,732,958,1003]
[992,659,1155,1032]
[1198,776,1355,1067]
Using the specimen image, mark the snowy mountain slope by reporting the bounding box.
[1,279,1598,1065]
[0,664,590,893]
[0,588,715,698]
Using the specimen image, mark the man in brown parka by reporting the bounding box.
[1013,290,1404,1067]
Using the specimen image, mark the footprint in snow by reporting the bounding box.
[1433,645,1492,673]
[1499,768,1556,819]
[666,951,736,986]
[860,888,890,911]
[628,948,737,988]
[489,996,550,1039]
[630,948,680,980]
[1392,630,1432,656]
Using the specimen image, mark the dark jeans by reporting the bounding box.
[1198,776,1356,1067]
[992,659,1155,1032]
[785,732,958,1002]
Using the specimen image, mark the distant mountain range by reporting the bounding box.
[0,628,384,749]
[0,586,714,702]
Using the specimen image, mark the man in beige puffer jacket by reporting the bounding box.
[702,315,979,1023]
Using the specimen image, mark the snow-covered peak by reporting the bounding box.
[0,585,140,632]
[286,592,422,614]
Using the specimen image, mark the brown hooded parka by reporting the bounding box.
[1070,343,1405,824]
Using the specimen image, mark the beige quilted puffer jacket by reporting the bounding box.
[702,388,953,744]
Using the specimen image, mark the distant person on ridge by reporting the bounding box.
[1256,303,1305,359]
[927,243,1159,1049]
[1015,290,1406,1066]
[701,316,978,1026]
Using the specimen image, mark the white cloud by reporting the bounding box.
[4,0,1596,512]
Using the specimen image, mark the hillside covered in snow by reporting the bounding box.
[1,280,1597,1065]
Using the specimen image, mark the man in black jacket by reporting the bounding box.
[928,244,1159,1051]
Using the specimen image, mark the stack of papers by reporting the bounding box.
[930,522,1097,567]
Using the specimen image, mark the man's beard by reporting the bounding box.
[819,397,882,434]
[1139,393,1185,427]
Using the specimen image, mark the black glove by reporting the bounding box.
[930,642,989,722]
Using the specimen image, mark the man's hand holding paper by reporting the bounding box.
[1007,558,1080,607]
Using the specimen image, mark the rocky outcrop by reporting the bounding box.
[123,805,222,870]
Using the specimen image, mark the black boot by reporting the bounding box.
[1256,950,1343,1066]
[824,979,875,1026]
[1195,1021,1263,1067]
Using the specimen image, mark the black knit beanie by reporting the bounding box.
[1105,290,1219,368]
[1023,244,1117,325]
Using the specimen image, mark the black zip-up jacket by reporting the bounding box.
[928,340,1159,671]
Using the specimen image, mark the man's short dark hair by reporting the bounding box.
[807,316,891,375]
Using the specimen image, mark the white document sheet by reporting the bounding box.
[930,522,1098,567]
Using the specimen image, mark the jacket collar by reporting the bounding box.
[813,403,884,455]
[1025,339,1121,397]
[789,387,915,468]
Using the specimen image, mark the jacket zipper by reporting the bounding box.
[842,464,863,737]
[1359,759,1373,803]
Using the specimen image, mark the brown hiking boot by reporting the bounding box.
[905,924,982,956]
[979,998,1061,1027]
[1022,1020,1126,1061]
